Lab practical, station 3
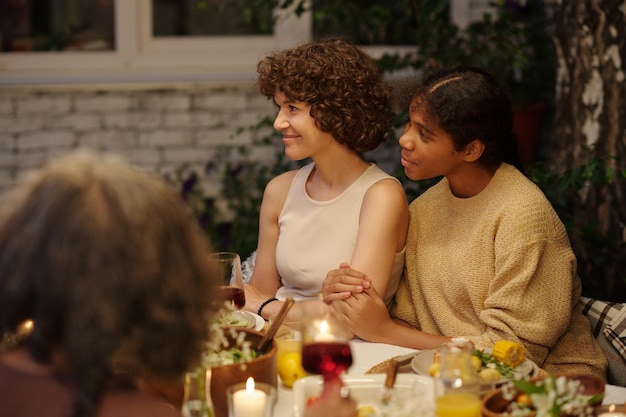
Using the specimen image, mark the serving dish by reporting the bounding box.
[481,374,605,417]
[209,327,277,417]
[410,348,540,391]
[292,373,434,417]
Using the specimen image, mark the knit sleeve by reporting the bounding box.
[463,201,578,366]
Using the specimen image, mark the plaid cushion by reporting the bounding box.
[580,296,626,357]
[580,296,626,385]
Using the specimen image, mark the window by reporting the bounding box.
[0,0,115,52]
[0,0,473,85]
[152,1,274,37]
[0,0,311,85]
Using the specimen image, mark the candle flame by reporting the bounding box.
[320,320,329,334]
[246,376,255,393]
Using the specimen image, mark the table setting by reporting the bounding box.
[273,339,626,417]
[176,252,626,417]
[178,310,626,417]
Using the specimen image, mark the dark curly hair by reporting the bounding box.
[411,66,522,171]
[0,151,217,417]
[256,37,394,153]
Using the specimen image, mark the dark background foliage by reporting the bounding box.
[170,0,625,302]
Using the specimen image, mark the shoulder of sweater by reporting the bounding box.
[491,166,554,210]
[408,177,447,207]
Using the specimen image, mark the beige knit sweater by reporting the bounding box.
[392,163,607,379]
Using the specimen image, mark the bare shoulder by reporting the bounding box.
[364,177,408,207]
[263,170,298,198]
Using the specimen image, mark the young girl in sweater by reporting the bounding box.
[323,66,607,380]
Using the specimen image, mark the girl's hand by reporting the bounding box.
[340,286,393,342]
[322,262,371,303]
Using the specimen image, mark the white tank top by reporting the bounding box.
[275,162,405,306]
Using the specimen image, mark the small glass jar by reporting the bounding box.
[182,367,211,417]
[434,339,481,417]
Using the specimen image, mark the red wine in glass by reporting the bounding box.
[301,341,353,378]
[218,286,245,310]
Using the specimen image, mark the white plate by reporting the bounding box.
[292,374,434,417]
[236,310,265,331]
[247,311,265,331]
[410,349,540,387]
[218,310,264,331]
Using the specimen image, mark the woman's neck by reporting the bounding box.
[447,163,499,198]
[307,150,369,200]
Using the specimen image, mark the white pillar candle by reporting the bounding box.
[314,320,336,342]
[232,377,267,417]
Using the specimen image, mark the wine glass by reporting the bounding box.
[300,302,353,389]
[209,252,245,310]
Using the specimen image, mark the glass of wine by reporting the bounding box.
[209,252,245,310]
[300,302,353,389]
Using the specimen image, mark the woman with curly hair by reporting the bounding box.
[244,37,408,324]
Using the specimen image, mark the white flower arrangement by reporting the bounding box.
[202,302,256,369]
[501,374,603,417]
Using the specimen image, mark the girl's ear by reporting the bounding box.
[463,139,485,162]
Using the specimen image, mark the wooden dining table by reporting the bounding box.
[271,339,626,416]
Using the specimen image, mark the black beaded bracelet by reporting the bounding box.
[257,297,279,318]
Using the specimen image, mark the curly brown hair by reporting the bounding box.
[256,37,394,153]
[0,151,217,417]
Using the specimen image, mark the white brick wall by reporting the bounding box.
[0,81,277,202]
[0,80,401,208]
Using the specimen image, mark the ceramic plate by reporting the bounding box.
[410,349,540,388]
[292,374,434,417]
[218,310,262,329]
[248,311,265,331]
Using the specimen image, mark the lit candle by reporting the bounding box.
[232,377,267,417]
[314,320,336,342]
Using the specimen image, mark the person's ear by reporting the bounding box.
[463,139,485,162]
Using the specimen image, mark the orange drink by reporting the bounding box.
[435,393,482,417]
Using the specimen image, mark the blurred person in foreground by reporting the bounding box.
[0,151,357,417]
[324,66,607,380]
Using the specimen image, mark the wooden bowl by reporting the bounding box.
[482,374,605,417]
[209,327,277,417]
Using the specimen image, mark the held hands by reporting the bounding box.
[340,285,394,342]
[323,262,393,342]
[322,262,371,303]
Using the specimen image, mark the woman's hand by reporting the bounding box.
[322,262,371,303]
[338,286,394,342]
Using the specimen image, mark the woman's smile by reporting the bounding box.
[282,133,299,145]
[400,153,416,167]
